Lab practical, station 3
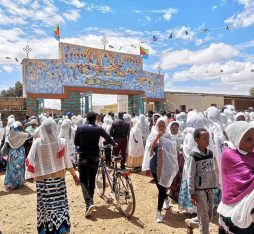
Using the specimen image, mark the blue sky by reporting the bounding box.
[0,0,254,106]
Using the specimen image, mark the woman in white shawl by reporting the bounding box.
[25,118,79,234]
[139,114,150,147]
[177,112,187,132]
[102,115,113,167]
[58,119,76,165]
[127,120,144,171]
[178,111,205,214]
[2,121,29,189]
[142,117,178,223]
[167,121,185,203]
[224,109,234,125]
[217,121,254,233]
[207,106,225,179]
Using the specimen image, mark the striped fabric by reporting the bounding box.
[36,178,70,234]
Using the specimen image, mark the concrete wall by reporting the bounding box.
[165,93,224,112]
[224,98,254,111]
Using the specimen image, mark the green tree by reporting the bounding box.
[0,81,23,97]
[249,87,254,96]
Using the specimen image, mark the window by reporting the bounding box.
[211,104,217,107]
[179,105,186,112]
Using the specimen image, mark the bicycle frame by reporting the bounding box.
[99,158,115,192]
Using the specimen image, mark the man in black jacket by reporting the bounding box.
[110,111,130,169]
[74,111,116,217]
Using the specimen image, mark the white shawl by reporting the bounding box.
[142,117,178,187]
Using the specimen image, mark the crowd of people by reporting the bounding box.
[0,105,254,234]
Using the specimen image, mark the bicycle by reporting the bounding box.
[95,145,136,218]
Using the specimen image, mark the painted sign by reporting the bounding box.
[23,42,164,99]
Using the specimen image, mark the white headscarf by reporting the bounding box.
[102,115,113,135]
[183,111,205,160]
[139,114,150,142]
[123,113,131,123]
[142,117,178,187]
[220,112,228,128]
[249,112,254,122]
[74,116,83,130]
[58,119,75,156]
[167,121,184,151]
[207,106,225,182]
[5,121,29,149]
[5,115,15,137]
[177,112,187,131]
[225,121,254,155]
[207,106,224,130]
[186,111,205,129]
[25,117,72,179]
[128,120,144,157]
[235,112,246,121]
[59,119,73,140]
[224,109,234,125]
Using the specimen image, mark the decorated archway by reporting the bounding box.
[22,42,164,116]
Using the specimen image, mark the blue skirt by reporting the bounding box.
[4,146,25,189]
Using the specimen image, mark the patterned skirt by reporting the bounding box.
[4,146,25,189]
[36,178,71,234]
[169,152,185,203]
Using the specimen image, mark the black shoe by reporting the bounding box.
[85,204,95,217]
[133,167,141,172]
[149,178,155,183]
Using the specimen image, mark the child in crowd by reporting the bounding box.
[187,128,217,234]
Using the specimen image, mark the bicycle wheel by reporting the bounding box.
[114,174,136,218]
[95,165,106,197]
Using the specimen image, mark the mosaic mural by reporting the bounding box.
[23,42,164,99]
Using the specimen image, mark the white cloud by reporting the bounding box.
[162,9,178,21]
[33,28,47,36]
[86,4,114,13]
[2,65,14,73]
[160,43,239,69]
[168,60,254,95]
[212,5,218,10]
[97,5,113,13]
[69,0,86,8]
[0,0,65,26]
[63,10,80,21]
[237,39,254,49]
[225,0,254,28]
[0,10,26,25]
[133,10,142,13]
[0,28,25,43]
[150,8,178,21]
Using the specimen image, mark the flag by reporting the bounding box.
[140,46,149,59]
[152,35,158,41]
[54,24,60,41]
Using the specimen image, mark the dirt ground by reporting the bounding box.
[0,170,218,234]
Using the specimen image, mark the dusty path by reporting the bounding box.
[0,171,218,234]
